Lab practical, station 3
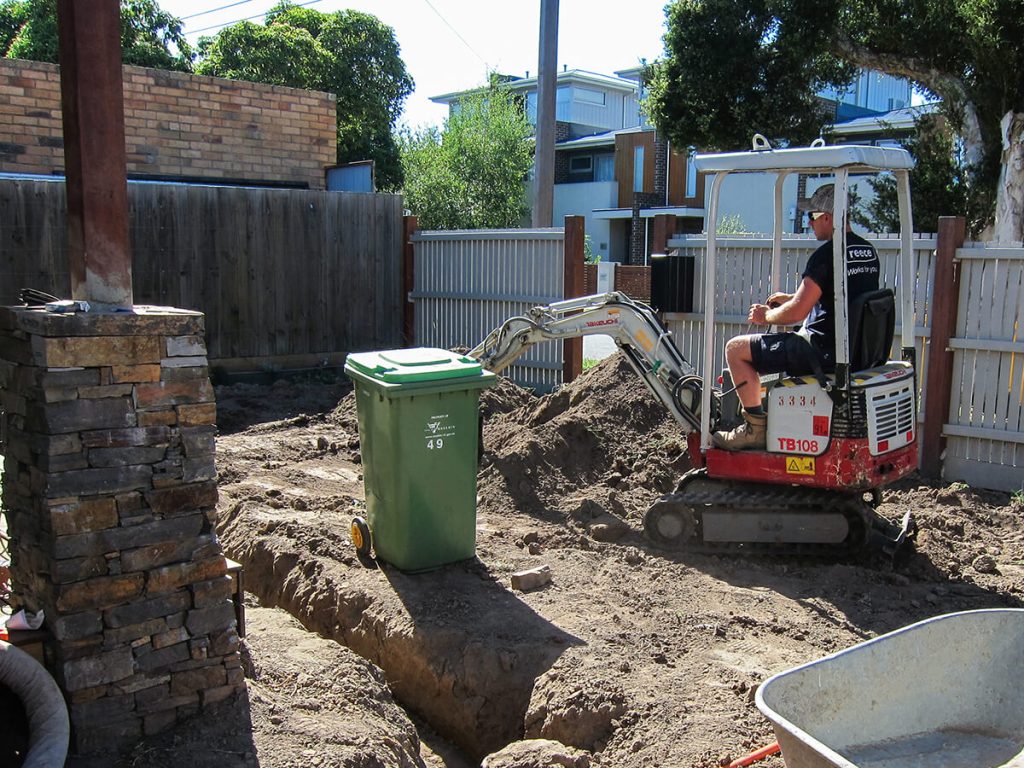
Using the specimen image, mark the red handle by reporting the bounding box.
[728,741,780,768]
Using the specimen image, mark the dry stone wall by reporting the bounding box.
[0,306,242,753]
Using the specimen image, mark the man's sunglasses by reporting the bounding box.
[806,210,827,222]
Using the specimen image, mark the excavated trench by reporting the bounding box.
[217,504,581,762]
[212,358,695,763]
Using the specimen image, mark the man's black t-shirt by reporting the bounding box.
[801,231,880,355]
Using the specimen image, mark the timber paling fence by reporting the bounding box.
[0,177,405,370]
[940,241,1024,492]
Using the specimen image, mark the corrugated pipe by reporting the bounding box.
[0,641,69,767]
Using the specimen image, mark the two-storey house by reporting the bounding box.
[431,67,917,262]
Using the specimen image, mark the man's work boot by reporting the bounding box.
[712,410,767,451]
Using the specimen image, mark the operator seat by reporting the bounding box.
[719,289,897,432]
[848,288,896,371]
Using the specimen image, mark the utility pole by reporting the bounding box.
[532,0,558,228]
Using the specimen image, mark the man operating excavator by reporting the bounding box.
[713,184,881,451]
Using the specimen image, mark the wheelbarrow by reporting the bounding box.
[756,609,1024,768]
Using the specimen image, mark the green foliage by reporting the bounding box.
[1,0,193,71]
[645,0,854,151]
[195,21,326,88]
[852,115,970,234]
[196,1,413,190]
[584,235,600,263]
[716,213,749,234]
[645,0,1024,235]
[399,84,533,230]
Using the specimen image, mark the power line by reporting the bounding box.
[420,0,487,66]
[187,0,322,36]
[180,0,254,22]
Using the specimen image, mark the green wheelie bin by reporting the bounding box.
[344,347,495,571]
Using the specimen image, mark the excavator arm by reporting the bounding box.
[469,292,712,432]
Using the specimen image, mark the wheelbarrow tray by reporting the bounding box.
[755,609,1024,768]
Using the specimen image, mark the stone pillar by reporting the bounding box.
[0,306,242,754]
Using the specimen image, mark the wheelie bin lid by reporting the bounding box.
[345,347,493,385]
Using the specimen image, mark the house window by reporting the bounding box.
[595,154,614,182]
[633,146,645,192]
[574,87,606,106]
[556,86,571,121]
[686,148,697,198]
[570,155,593,174]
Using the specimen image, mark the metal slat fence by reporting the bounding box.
[411,229,566,391]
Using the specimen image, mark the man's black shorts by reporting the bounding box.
[750,332,834,376]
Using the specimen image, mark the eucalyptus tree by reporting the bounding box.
[646,0,1024,240]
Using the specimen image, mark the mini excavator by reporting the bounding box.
[470,140,919,557]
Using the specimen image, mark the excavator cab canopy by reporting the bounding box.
[689,137,917,449]
[693,141,915,174]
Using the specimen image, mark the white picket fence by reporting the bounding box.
[942,243,1024,492]
[662,233,936,381]
[409,227,1023,492]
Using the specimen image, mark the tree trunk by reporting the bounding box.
[993,111,1024,243]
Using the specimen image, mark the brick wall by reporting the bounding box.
[553,121,572,183]
[614,265,651,302]
[629,193,662,265]
[583,264,651,302]
[0,58,336,190]
[653,133,668,202]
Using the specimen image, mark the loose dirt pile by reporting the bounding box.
[102,357,1024,767]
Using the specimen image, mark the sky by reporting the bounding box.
[158,0,673,130]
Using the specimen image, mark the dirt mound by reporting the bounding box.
[480,356,688,522]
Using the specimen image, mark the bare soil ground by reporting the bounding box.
[114,357,1024,767]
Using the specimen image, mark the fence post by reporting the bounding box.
[920,215,966,479]
[402,215,417,347]
[563,215,585,383]
[652,213,677,255]
[58,0,133,307]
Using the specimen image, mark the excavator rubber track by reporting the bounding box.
[643,469,916,561]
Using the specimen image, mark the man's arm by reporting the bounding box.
[749,276,822,326]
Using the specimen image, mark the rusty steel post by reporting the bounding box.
[57,0,133,308]
[562,215,585,383]
[920,216,966,479]
[402,215,418,347]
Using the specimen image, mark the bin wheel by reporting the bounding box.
[351,516,372,558]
